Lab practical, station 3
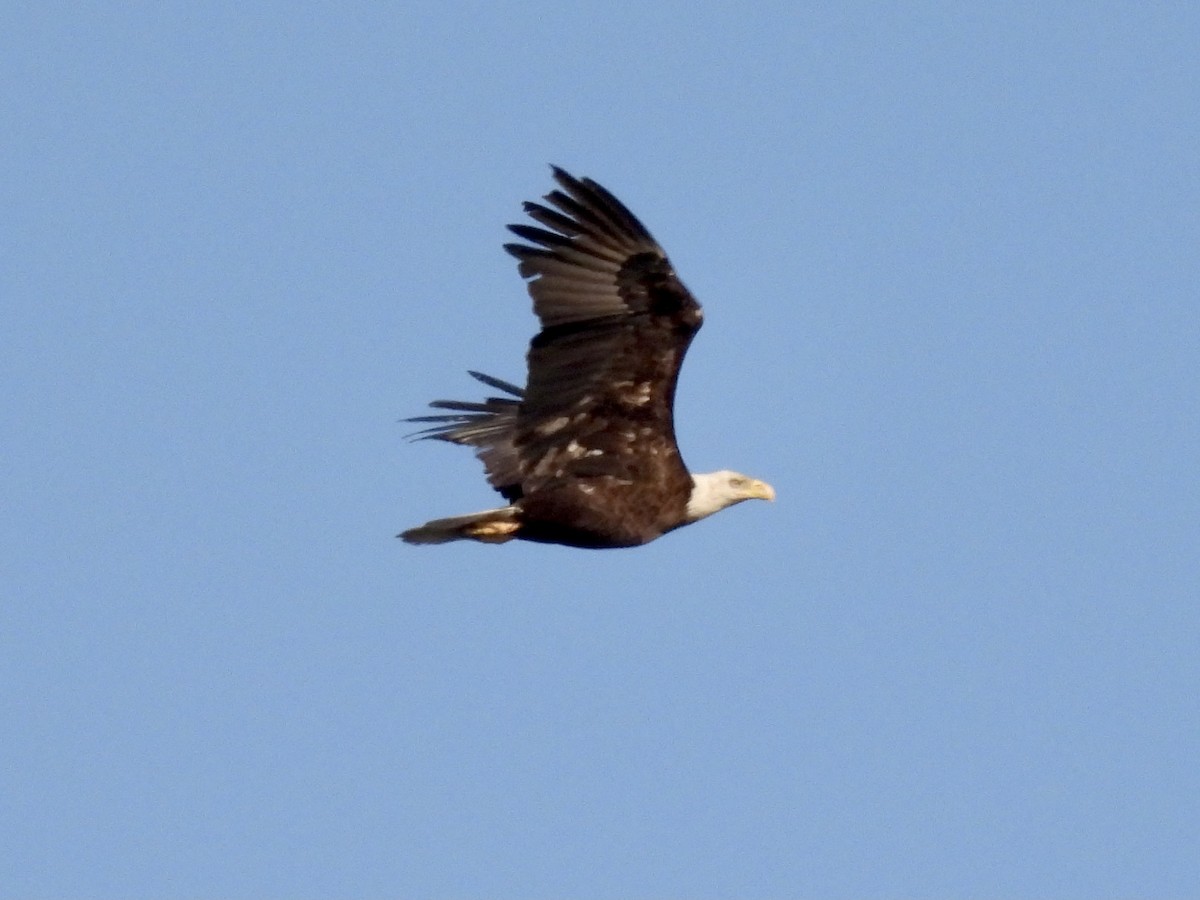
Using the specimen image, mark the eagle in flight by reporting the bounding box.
[401,167,773,548]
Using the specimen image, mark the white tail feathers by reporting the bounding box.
[399,506,521,545]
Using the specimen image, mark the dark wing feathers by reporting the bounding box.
[502,168,678,327]
[407,371,525,500]
[464,370,523,396]
[502,167,704,506]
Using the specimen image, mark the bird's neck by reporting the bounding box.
[685,472,732,522]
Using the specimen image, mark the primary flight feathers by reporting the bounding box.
[401,167,773,549]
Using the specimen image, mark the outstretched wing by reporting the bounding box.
[406,371,525,501]
[503,167,704,495]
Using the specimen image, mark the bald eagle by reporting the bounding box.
[401,167,773,549]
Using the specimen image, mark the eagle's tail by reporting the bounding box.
[399,505,521,545]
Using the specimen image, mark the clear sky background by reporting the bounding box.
[4,3,1198,897]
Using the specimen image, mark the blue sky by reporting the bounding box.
[4,3,1198,897]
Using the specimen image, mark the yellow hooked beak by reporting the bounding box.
[748,478,776,502]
